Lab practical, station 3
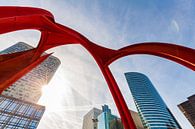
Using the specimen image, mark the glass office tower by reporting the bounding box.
[125,72,181,129]
[0,42,61,103]
[82,105,144,129]
[97,105,119,129]
[0,42,60,128]
[0,95,45,129]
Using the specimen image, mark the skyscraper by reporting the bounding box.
[97,105,118,129]
[0,42,61,103]
[0,42,60,128]
[0,94,45,129]
[125,72,181,129]
[82,108,102,129]
[82,105,144,129]
[178,94,195,128]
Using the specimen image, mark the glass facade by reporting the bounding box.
[125,72,181,129]
[0,42,61,103]
[97,105,118,129]
[83,105,144,129]
[0,95,45,129]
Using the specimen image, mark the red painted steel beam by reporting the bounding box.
[104,42,195,70]
[0,51,51,92]
[0,6,194,129]
[101,66,137,129]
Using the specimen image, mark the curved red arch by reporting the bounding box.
[0,6,194,129]
[107,42,195,69]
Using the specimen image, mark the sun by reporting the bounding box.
[38,73,69,112]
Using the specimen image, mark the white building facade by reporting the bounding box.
[82,108,102,129]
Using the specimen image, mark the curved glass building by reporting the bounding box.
[125,72,181,129]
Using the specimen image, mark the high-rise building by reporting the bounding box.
[125,72,181,129]
[97,105,118,129]
[82,108,102,129]
[82,105,144,129]
[0,42,61,103]
[97,105,144,129]
[0,94,45,129]
[107,110,144,129]
[178,94,195,128]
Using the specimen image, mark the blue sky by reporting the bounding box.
[0,0,194,129]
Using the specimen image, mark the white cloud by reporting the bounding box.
[0,1,194,129]
[171,19,180,32]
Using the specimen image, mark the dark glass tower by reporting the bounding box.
[125,72,181,129]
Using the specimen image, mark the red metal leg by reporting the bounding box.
[100,65,137,129]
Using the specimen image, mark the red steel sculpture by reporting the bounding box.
[0,6,194,129]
